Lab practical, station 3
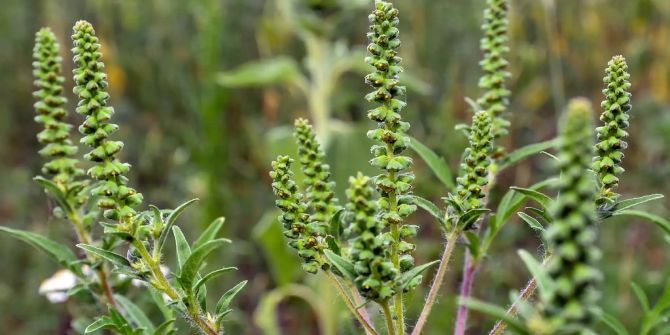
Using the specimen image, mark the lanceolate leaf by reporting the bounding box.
[612,194,664,214]
[324,249,356,280]
[172,226,192,269]
[192,217,225,250]
[509,187,552,209]
[411,195,445,225]
[194,267,237,294]
[215,280,248,315]
[612,210,670,235]
[593,308,630,335]
[0,226,78,268]
[517,212,544,232]
[85,316,116,333]
[398,260,439,290]
[409,136,455,190]
[328,209,344,240]
[157,199,199,253]
[34,176,74,214]
[518,250,551,298]
[498,138,560,171]
[114,294,155,332]
[460,298,530,335]
[77,244,131,268]
[179,239,230,291]
[216,57,303,88]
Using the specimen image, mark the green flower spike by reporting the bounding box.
[476,0,511,157]
[71,20,143,221]
[543,98,601,333]
[345,173,397,301]
[365,0,418,274]
[294,118,339,234]
[593,55,632,205]
[270,155,322,274]
[33,28,84,191]
[453,109,494,218]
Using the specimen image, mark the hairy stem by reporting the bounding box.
[68,210,118,309]
[381,300,397,335]
[325,271,379,335]
[132,240,218,335]
[489,255,550,335]
[411,227,460,335]
[454,252,477,335]
[347,282,376,335]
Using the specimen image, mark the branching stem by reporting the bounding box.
[381,300,397,335]
[325,271,379,335]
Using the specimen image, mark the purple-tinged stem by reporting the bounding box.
[454,252,477,335]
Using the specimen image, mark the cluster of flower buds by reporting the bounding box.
[593,55,632,205]
[32,28,86,208]
[71,20,143,221]
[270,156,323,274]
[477,0,511,158]
[345,173,397,301]
[365,0,418,278]
[453,110,494,220]
[543,99,602,331]
[294,118,339,235]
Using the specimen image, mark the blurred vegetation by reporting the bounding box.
[0,0,668,334]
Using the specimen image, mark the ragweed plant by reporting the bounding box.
[266,1,668,334]
[1,21,246,335]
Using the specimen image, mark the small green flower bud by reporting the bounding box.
[593,55,632,205]
[71,20,142,220]
[543,98,601,331]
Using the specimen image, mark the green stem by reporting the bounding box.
[325,271,379,335]
[132,239,218,335]
[68,210,118,310]
[381,300,397,335]
[410,227,461,335]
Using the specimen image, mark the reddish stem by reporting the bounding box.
[454,252,477,335]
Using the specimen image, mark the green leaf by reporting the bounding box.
[464,231,480,258]
[631,282,650,313]
[194,267,237,295]
[612,194,665,213]
[34,176,74,214]
[215,280,248,315]
[179,239,230,291]
[217,57,302,87]
[518,250,551,298]
[77,244,131,268]
[526,207,552,224]
[323,249,356,281]
[517,212,544,232]
[612,210,670,235]
[0,226,78,268]
[114,294,155,332]
[193,217,225,250]
[172,226,192,269]
[153,320,175,335]
[398,260,439,290]
[157,199,199,253]
[458,208,489,228]
[408,136,455,190]
[328,209,344,240]
[509,187,552,209]
[411,195,445,225]
[593,308,629,335]
[85,316,116,333]
[460,298,530,335]
[325,235,341,256]
[498,138,560,171]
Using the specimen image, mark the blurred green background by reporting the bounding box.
[1,0,669,334]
